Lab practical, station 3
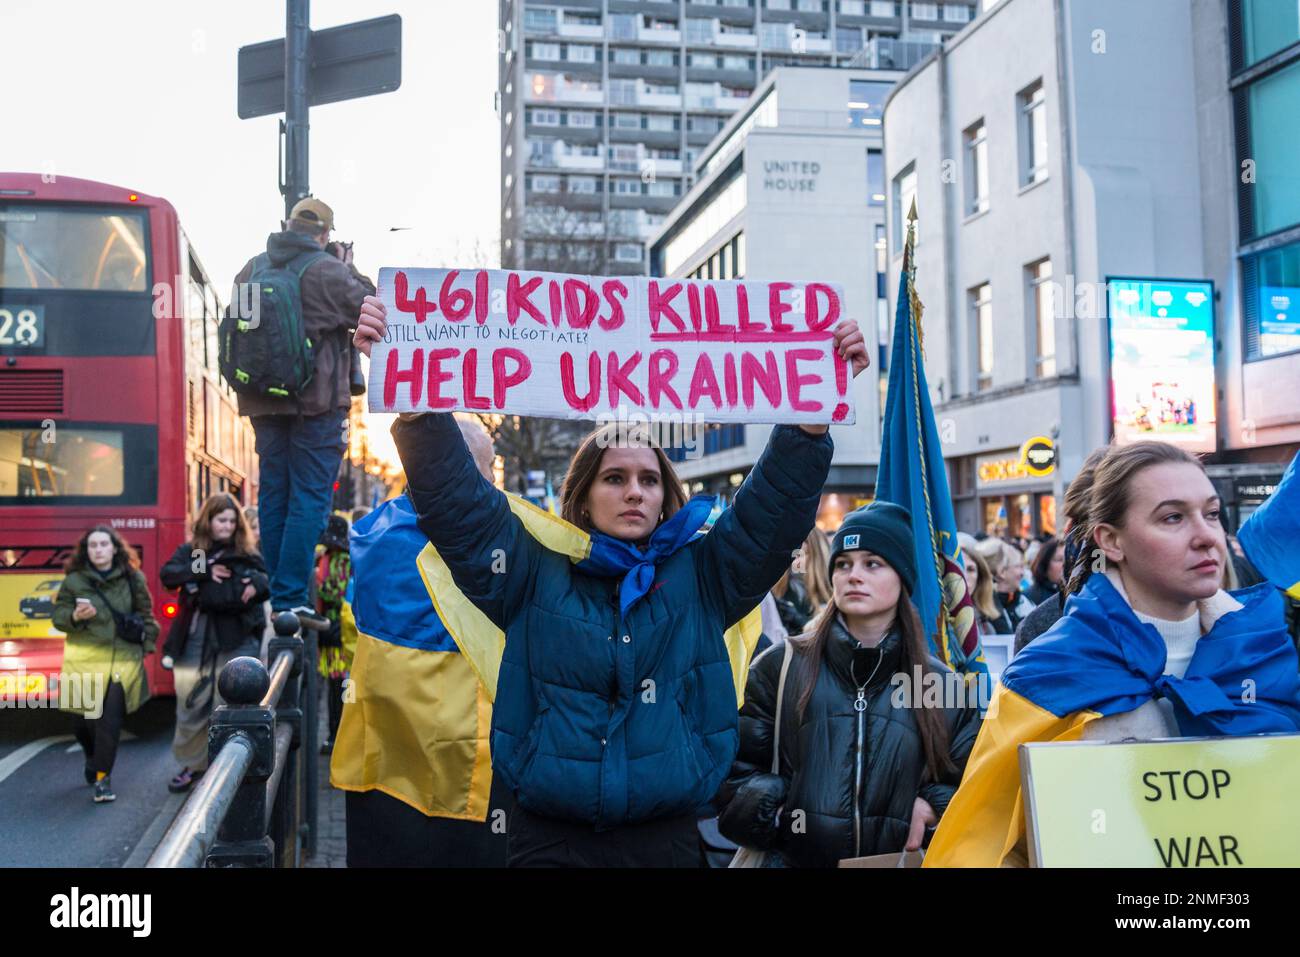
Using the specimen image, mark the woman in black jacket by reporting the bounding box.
[718,502,980,867]
[159,493,270,792]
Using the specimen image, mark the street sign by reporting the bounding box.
[237,14,402,120]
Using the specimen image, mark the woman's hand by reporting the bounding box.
[354,295,387,358]
[72,601,97,622]
[905,796,937,852]
[799,319,870,435]
[832,319,871,378]
[210,563,232,584]
[240,580,257,604]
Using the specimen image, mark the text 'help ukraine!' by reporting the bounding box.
[370,268,854,425]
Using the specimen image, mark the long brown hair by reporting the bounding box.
[191,492,257,554]
[1065,441,1207,596]
[65,525,140,574]
[559,422,689,532]
[799,528,833,612]
[789,597,956,781]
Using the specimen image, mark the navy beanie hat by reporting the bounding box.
[828,501,917,594]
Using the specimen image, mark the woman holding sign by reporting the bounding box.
[925,440,1300,867]
[354,294,869,867]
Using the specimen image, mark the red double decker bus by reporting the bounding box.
[0,173,257,702]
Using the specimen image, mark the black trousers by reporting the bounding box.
[345,776,511,868]
[508,805,702,868]
[326,676,345,741]
[72,681,126,776]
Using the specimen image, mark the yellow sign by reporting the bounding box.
[1019,435,1057,477]
[0,573,67,640]
[1020,735,1300,867]
[978,458,1030,484]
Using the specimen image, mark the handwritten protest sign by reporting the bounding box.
[1020,735,1300,867]
[368,267,854,425]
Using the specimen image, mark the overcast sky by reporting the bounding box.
[4,0,500,464]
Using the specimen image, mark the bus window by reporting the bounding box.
[0,206,148,292]
[0,424,157,505]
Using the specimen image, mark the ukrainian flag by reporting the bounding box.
[1239,451,1300,600]
[923,571,1300,867]
[330,492,763,821]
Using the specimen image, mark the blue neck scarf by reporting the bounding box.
[577,493,717,615]
[1004,573,1300,737]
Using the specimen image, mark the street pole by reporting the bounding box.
[283,0,310,217]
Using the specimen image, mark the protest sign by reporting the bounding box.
[367,267,854,425]
[1019,734,1300,867]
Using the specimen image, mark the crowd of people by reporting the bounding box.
[42,197,1300,867]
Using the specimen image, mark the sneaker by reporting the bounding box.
[93,777,116,803]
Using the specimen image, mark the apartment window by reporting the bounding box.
[567,176,598,194]
[722,55,753,70]
[567,110,598,128]
[734,232,746,278]
[1028,258,1055,377]
[964,120,989,215]
[836,26,865,53]
[848,79,890,126]
[566,44,597,63]
[613,111,642,129]
[867,149,885,206]
[649,147,680,160]
[943,3,971,22]
[566,12,602,26]
[524,7,558,33]
[870,0,898,14]
[762,23,792,51]
[840,0,866,14]
[971,283,993,391]
[690,52,719,68]
[526,137,550,162]
[892,163,917,251]
[1019,80,1048,186]
[612,178,642,195]
[646,113,677,131]
[797,0,825,10]
[611,47,640,65]
[648,180,679,196]
[645,82,680,95]
[767,0,793,9]
[647,49,676,66]
[615,243,644,263]
[528,174,561,193]
[689,115,722,134]
[685,18,715,44]
[529,42,562,60]
[528,108,561,126]
[911,1,939,19]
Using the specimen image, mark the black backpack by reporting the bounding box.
[219,249,328,399]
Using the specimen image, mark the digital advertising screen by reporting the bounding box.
[1107,277,1217,454]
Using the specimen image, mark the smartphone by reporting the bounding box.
[75,597,92,607]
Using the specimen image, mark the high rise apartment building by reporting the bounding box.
[498,0,979,275]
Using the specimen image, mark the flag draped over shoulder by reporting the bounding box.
[876,203,986,680]
[331,491,764,821]
[1239,451,1300,599]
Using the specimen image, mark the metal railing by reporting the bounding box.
[147,608,327,868]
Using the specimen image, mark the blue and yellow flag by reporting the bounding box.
[331,492,763,821]
[1239,451,1300,600]
[876,201,986,679]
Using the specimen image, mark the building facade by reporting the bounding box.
[498,0,977,276]
[882,0,1300,538]
[648,67,901,529]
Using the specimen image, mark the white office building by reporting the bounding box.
[649,66,902,528]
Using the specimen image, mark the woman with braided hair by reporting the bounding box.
[926,440,1300,867]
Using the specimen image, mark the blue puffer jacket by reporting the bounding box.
[393,414,833,829]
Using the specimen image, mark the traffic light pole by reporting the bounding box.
[283,0,310,218]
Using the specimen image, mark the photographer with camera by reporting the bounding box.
[228,197,375,614]
[52,526,160,804]
[158,494,270,794]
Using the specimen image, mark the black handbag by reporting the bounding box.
[88,575,147,646]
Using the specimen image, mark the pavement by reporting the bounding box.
[0,681,349,868]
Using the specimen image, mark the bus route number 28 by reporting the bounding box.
[0,307,44,347]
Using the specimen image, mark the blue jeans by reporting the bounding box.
[251,410,347,611]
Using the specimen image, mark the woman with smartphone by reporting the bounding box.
[52,526,160,804]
